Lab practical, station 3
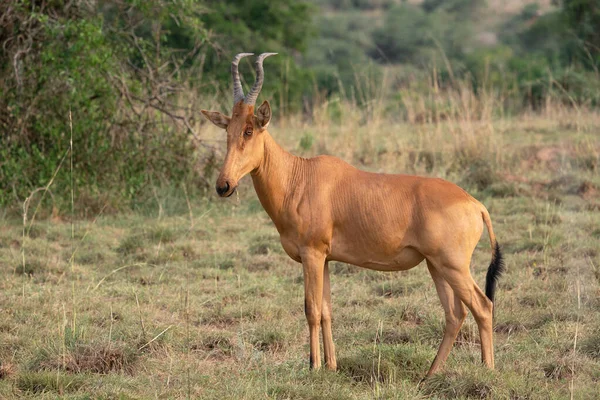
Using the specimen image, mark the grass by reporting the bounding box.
[0,106,599,399]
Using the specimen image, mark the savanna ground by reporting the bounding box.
[1,104,600,399]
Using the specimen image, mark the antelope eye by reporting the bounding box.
[244,128,253,137]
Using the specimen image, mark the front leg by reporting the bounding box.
[302,249,326,370]
[321,261,337,370]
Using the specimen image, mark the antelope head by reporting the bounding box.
[201,53,277,197]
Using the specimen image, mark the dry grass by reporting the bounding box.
[0,97,599,398]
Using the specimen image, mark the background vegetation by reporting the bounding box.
[1,0,599,210]
[1,0,599,398]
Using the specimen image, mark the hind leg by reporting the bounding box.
[426,260,467,376]
[429,256,495,369]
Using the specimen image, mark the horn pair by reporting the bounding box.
[231,53,277,106]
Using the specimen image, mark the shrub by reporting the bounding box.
[0,0,317,211]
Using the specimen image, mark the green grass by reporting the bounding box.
[0,112,599,398]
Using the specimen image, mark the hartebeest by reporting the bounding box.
[201,53,505,376]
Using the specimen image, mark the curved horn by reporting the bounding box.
[244,53,278,106]
[232,53,254,106]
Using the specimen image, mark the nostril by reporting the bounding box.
[216,181,230,196]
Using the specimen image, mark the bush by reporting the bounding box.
[370,4,433,64]
[0,0,317,211]
[0,1,209,210]
[370,3,474,65]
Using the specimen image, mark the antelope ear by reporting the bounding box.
[201,110,230,129]
[256,100,271,130]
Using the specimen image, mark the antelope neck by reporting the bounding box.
[251,131,302,224]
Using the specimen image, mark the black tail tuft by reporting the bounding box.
[485,242,505,303]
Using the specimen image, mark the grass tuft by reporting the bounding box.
[251,328,286,352]
[0,362,15,380]
[456,155,500,191]
[338,344,433,384]
[16,371,86,394]
[32,342,137,375]
[579,331,600,360]
[248,234,282,255]
[195,331,234,359]
[116,234,147,256]
[422,369,497,399]
[14,260,45,276]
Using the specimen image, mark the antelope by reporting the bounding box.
[201,53,505,377]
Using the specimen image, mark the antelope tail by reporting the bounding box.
[482,207,505,303]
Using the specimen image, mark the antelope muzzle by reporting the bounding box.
[216,179,236,197]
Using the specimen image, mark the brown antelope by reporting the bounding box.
[201,53,504,377]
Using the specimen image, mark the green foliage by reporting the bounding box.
[371,4,432,64]
[562,0,600,68]
[316,0,394,11]
[500,7,572,64]
[422,0,484,14]
[1,5,117,200]
[0,0,316,210]
[488,0,600,108]
[0,1,206,209]
[299,133,314,151]
[202,0,313,51]
[370,3,474,64]
[199,0,315,107]
[2,0,600,211]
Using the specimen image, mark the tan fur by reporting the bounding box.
[202,100,499,376]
